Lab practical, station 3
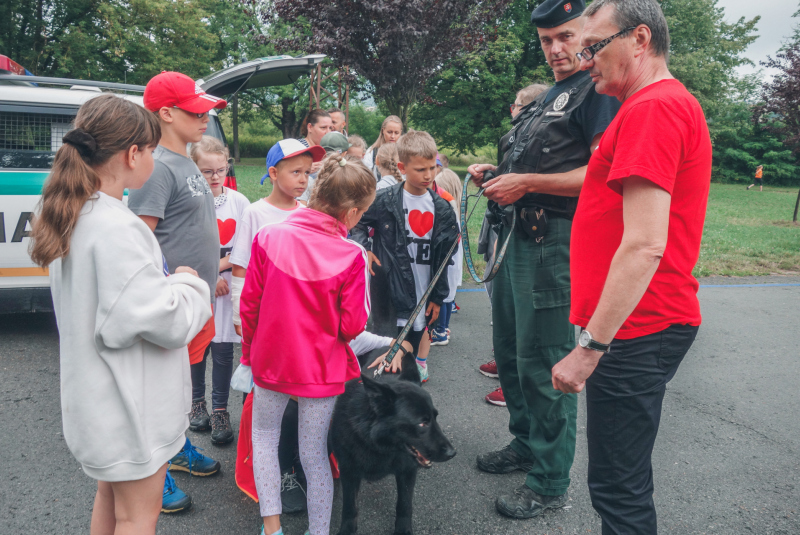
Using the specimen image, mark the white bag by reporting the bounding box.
[230,364,254,393]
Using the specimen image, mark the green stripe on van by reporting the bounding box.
[0,170,50,195]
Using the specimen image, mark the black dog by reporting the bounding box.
[331,352,457,535]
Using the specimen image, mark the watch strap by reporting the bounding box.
[581,330,610,353]
[586,338,610,353]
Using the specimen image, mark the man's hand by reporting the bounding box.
[368,340,414,373]
[215,277,229,298]
[367,251,381,276]
[235,324,242,336]
[483,173,532,205]
[467,163,497,187]
[426,302,441,325]
[551,346,603,394]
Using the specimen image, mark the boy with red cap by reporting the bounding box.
[127,71,228,514]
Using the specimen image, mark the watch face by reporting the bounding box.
[579,330,590,347]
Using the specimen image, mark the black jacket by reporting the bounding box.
[351,182,459,320]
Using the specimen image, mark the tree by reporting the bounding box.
[268,0,514,130]
[661,0,759,120]
[412,0,551,155]
[754,7,800,220]
[0,0,223,84]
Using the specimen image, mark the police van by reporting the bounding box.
[0,54,325,313]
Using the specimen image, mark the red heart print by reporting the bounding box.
[409,210,433,237]
[218,218,237,245]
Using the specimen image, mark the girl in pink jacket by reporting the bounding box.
[240,154,376,535]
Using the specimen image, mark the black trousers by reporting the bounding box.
[586,324,699,535]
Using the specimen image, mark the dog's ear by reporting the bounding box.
[361,374,396,411]
[398,352,421,385]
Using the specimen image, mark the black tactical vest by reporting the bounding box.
[497,71,595,219]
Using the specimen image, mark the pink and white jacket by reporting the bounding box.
[240,208,370,398]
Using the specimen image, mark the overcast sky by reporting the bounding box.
[715,0,796,79]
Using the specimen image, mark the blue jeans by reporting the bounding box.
[586,324,699,534]
[435,300,452,333]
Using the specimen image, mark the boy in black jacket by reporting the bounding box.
[351,130,459,382]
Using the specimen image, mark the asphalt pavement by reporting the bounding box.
[2,276,800,535]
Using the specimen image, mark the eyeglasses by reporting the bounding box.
[173,107,208,119]
[576,26,637,62]
[200,167,228,179]
[509,103,522,113]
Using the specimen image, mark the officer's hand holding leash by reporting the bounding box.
[467,163,532,206]
[467,163,497,185]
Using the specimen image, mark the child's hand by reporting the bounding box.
[235,324,242,336]
[310,161,323,174]
[175,266,198,278]
[215,277,229,297]
[426,302,441,325]
[367,251,381,276]
[368,340,413,373]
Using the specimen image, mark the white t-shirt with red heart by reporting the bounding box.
[213,188,250,343]
[397,189,435,331]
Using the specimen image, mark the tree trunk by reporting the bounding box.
[793,187,800,223]
[279,96,303,139]
[232,95,240,163]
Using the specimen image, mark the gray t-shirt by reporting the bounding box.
[127,146,219,303]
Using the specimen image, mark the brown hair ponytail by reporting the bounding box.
[308,154,376,220]
[30,94,160,267]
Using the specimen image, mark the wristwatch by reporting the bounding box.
[578,330,610,353]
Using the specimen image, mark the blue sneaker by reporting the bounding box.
[169,437,221,476]
[430,329,449,346]
[162,468,192,513]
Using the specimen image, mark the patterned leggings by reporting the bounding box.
[252,386,335,535]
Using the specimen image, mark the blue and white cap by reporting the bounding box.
[260,139,326,184]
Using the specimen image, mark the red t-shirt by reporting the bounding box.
[570,79,711,339]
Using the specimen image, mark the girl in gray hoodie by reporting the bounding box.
[30,95,212,534]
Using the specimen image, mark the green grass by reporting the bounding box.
[696,184,800,276]
[234,158,273,201]
[230,160,800,280]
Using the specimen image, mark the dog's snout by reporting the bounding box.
[442,445,457,460]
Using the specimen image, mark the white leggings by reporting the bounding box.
[252,386,336,535]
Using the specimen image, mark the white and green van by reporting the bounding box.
[0,54,325,313]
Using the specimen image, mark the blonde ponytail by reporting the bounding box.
[376,143,402,184]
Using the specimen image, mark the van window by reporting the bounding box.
[0,111,75,169]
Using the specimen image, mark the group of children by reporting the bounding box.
[31,68,463,535]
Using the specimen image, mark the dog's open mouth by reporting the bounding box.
[406,445,432,468]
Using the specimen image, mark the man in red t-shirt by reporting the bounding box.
[551,0,712,532]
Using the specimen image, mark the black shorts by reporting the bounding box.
[754,178,763,185]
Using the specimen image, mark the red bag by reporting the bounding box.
[234,395,340,503]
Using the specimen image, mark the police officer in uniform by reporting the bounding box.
[467,0,620,519]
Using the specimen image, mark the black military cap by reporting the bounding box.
[530,0,585,28]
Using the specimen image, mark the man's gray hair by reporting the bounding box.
[584,0,670,60]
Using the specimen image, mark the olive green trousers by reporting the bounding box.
[491,218,577,496]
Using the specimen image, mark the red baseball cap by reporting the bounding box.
[143,71,227,113]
